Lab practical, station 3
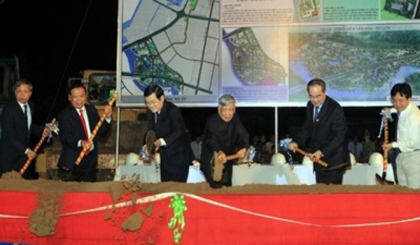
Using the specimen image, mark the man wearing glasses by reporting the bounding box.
[382,83,420,189]
[288,78,349,184]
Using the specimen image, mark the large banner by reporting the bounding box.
[117,0,420,107]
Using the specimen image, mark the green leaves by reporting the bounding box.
[168,194,187,244]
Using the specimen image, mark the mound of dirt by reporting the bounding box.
[1,170,418,239]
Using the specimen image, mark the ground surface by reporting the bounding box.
[1,170,418,238]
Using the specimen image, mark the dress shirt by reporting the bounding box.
[190,141,202,159]
[18,101,31,130]
[155,111,167,146]
[392,102,420,153]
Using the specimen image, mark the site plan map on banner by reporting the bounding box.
[219,0,420,106]
[288,23,420,102]
[118,0,420,107]
[119,0,220,105]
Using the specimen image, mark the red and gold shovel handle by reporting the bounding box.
[295,148,328,167]
[75,92,118,165]
[383,118,388,173]
[20,118,57,175]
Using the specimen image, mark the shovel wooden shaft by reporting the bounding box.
[20,118,57,175]
[75,94,117,165]
[383,118,388,173]
[376,117,394,185]
[295,148,328,167]
[226,153,241,161]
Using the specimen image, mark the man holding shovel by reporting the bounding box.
[382,83,420,189]
[0,79,50,179]
[200,94,249,188]
[57,81,113,182]
[288,78,348,184]
[144,85,193,182]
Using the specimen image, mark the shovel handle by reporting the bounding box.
[226,153,241,161]
[75,93,118,165]
[295,148,328,168]
[383,118,388,172]
[20,118,57,175]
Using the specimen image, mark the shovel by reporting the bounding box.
[19,118,57,175]
[211,151,241,182]
[295,148,328,168]
[59,90,118,181]
[144,130,156,163]
[375,117,394,185]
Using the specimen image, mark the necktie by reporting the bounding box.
[79,109,89,140]
[24,105,29,136]
[79,109,91,155]
[314,106,319,122]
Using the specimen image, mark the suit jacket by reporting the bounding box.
[0,99,44,173]
[57,104,110,170]
[200,113,249,184]
[294,96,348,168]
[147,100,192,182]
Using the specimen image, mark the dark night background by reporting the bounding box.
[0,0,389,141]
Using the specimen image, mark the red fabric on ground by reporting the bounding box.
[0,191,420,244]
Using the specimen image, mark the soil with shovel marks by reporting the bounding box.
[0,169,418,242]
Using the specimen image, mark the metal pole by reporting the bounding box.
[115,107,121,172]
[275,106,278,153]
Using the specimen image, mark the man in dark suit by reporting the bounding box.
[0,79,50,179]
[200,94,249,188]
[288,78,348,184]
[57,81,112,182]
[144,85,192,182]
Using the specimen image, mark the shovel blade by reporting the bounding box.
[375,173,394,185]
[58,167,83,181]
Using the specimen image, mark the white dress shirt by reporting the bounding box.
[392,102,420,153]
[18,101,31,130]
[190,141,202,159]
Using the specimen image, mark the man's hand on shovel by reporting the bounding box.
[74,91,117,167]
[288,141,328,167]
[20,118,57,175]
[217,151,227,164]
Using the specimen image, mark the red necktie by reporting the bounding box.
[79,109,89,139]
[79,109,91,155]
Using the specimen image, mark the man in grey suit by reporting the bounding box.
[289,78,348,184]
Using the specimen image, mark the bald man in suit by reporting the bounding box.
[289,78,349,184]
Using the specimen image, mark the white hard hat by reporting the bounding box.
[369,152,383,167]
[125,152,140,166]
[302,156,313,166]
[271,153,286,166]
[349,153,356,166]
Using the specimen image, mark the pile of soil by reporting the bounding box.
[1,170,418,242]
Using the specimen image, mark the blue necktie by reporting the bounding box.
[314,106,319,122]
